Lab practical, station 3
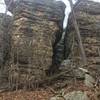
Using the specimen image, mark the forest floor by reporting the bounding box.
[0,80,99,100]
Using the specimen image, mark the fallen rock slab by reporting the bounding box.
[64,91,90,100]
[84,74,95,88]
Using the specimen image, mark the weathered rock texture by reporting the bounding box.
[5,0,66,87]
[67,0,100,65]
[0,14,12,67]
[65,1,100,85]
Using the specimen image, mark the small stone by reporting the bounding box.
[84,74,95,88]
[61,60,71,66]
[74,69,85,79]
[59,60,72,70]
[50,96,64,100]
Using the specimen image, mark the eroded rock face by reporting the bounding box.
[84,74,95,88]
[67,0,100,64]
[0,14,12,89]
[5,0,66,84]
[0,14,12,67]
[65,1,100,85]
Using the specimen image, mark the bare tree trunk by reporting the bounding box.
[69,0,87,65]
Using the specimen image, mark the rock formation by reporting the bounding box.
[65,0,100,86]
[0,14,12,67]
[4,0,66,88]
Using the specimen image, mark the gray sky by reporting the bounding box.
[0,0,12,15]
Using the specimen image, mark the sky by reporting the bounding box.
[0,0,12,15]
[0,0,100,27]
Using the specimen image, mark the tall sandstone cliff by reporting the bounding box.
[1,0,100,89]
[66,0,100,76]
[4,0,66,85]
[0,14,12,67]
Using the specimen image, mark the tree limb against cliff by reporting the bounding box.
[69,0,87,65]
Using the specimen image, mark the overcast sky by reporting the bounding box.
[0,0,12,15]
[0,0,100,27]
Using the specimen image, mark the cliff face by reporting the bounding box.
[67,0,100,62]
[0,14,12,88]
[0,14,12,67]
[0,0,99,93]
[66,1,100,79]
[5,0,66,86]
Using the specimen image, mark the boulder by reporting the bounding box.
[0,13,12,89]
[6,0,66,84]
[50,96,64,100]
[67,0,100,61]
